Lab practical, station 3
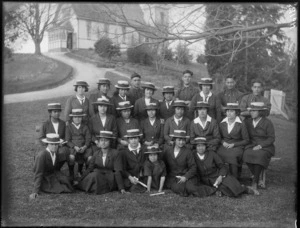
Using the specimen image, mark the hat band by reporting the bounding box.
[46,137,60,142]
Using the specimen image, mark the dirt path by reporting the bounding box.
[4,52,128,104]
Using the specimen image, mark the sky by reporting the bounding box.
[14,3,297,56]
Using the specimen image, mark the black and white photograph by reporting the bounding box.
[2,2,297,227]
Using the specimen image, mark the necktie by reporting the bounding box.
[205,96,208,102]
[132,150,137,155]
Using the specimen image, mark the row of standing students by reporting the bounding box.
[30,71,275,199]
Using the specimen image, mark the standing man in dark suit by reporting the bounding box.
[127,72,144,105]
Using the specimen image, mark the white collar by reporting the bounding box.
[200,91,212,98]
[194,115,212,124]
[221,116,242,124]
[119,94,126,100]
[174,116,183,121]
[197,153,205,160]
[76,95,85,101]
[253,117,262,127]
[72,122,81,129]
[46,148,56,165]
[128,143,141,152]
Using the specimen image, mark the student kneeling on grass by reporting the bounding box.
[193,137,258,197]
[143,146,166,193]
[65,109,92,179]
[74,131,128,195]
[30,134,74,200]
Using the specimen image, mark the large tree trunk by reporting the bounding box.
[34,40,41,55]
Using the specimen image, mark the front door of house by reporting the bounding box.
[67,32,73,49]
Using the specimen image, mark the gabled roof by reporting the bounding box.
[48,21,74,32]
[71,3,145,26]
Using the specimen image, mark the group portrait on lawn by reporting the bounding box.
[30,70,275,200]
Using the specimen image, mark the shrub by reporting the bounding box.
[164,48,174,61]
[94,37,120,60]
[127,45,153,65]
[196,54,206,64]
[175,43,190,64]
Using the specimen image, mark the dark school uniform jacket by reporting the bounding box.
[127,87,144,105]
[65,123,92,148]
[163,146,196,180]
[159,99,175,121]
[116,117,140,140]
[134,97,160,121]
[39,119,66,145]
[64,95,90,124]
[174,85,198,102]
[89,92,116,117]
[164,116,191,144]
[140,118,164,146]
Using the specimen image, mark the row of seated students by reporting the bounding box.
[31,72,275,200]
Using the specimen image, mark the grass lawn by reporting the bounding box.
[2,91,297,226]
[3,54,72,95]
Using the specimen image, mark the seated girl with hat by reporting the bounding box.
[65,109,92,179]
[140,103,164,149]
[243,102,275,193]
[192,137,257,197]
[89,97,118,150]
[163,130,216,197]
[134,82,160,122]
[190,101,221,152]
[217,103,249,179]
[116,101,140,149]
[30,134,74,200]
[189,77,221,122]
[75,131,127,194]
[65,80,91,125]
[163,100,191,148]
[120,129,148,193]
[143,146,166,193]
[111,80,135,117]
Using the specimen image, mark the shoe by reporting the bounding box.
[246,186,260,195]
[258,181,266,189]
[216,191,222,197]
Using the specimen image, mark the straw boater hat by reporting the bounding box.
[172,100,187,108]
[162,86,175,94]
[47,103,62,111]
[223,103,240,111]
[116,101,133,110]
[124,129,143,138]
[97,78,111,85]
[144,145,162,154]
[141,82,157,91]
[145,103,159,110]
[69,108,86,117]
[92,97,112,106]
[195,101,210,109]
[73,80,89,87]
[115,80,130,90]
[247,102,268,111]
[169,130,190,139]
[42,133,63,144]
[198,78,214,85]
[95,131,115,139]
[192,137,208,145]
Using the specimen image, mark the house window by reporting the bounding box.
[87,21,91,39]
[160,12,165,24]
[122,26,126,43]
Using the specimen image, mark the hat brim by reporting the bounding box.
[73,84,89,87]
[42,138,64,144]
[142,86,157,91]
[124,134,143,138]
[115,86,130,89]
[116,106,134,110]
[195,106,210,109]
[247,107,268,111]
[144,151,162,154]
[69,114,86,117]
[172,104,187,108]
[198,82,214,85]
[192,141,208,145]
[169,135,190,138]
[95,135,116,139]
[223,107,241,110]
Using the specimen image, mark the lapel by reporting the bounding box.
[105,150,111,167]
[175,147,184,160]
[203,120,211,131]
[45,150,55,167]
[127,148,138,162]
[254,117,265,129]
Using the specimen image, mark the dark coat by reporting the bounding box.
[64,95,91,124]
[65,123,92,148]
[190,117,221,151]
[164,116,191,144]
[194,151,245,197]
[243,117,275,168]
[189,93,221,121]
[116,117,140,140]
[39,119,66,144]
[77,148,124,194]
[174,85,198,101]
[127,87,144,105]
[33,149,73,194]
[134,97,160,121]
[111,94,135,113]
[217,119,249,165]
[143,160,167,190]
[240,93,271,116]
[159,100,175,121]
[140,118,164,146]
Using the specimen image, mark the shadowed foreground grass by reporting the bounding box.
[2,93,297,227]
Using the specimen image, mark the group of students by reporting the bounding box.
[29,70,275,200]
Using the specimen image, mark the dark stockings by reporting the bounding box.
[246,163,263,183]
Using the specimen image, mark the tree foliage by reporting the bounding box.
[205,4,292,92]
[94,37,121,60]
[126,44,154,65]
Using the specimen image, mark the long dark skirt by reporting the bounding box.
[243,148,273,169]
[165,176,216,197]
[77,170,118,195]
[41,172,74,194]
[123,176,147,193]
[201,175,245,197]
[217,146,243,166]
